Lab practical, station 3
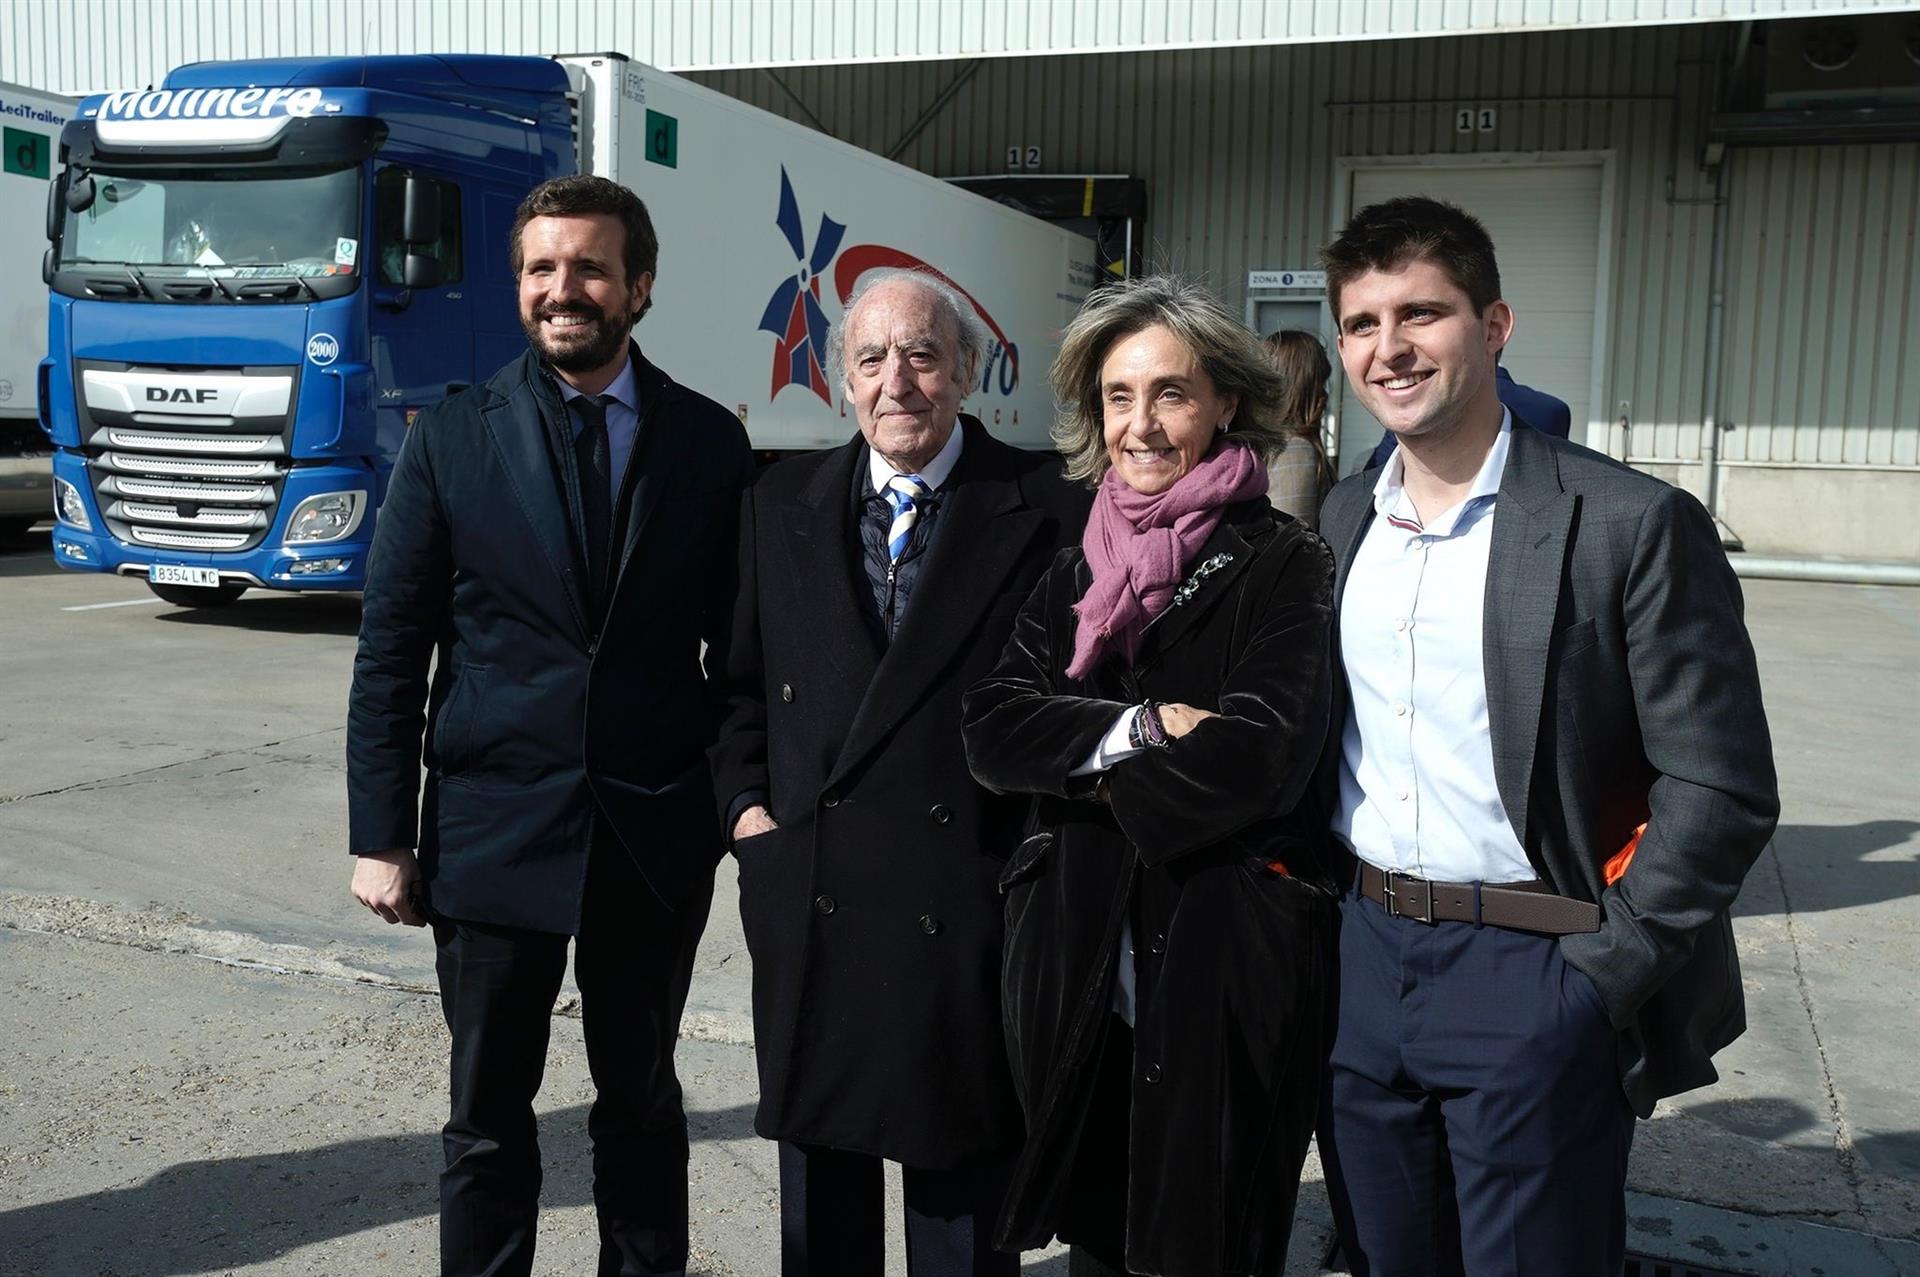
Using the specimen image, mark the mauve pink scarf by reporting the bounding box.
[1068,441,1268,679]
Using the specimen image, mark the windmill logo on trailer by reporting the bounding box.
[757,166,1021,406]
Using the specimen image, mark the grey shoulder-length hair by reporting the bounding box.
[1050,275,1292,486]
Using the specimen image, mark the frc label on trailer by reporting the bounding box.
[93,86,333,122]
[306,334,340,366]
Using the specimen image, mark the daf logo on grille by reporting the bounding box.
[307,333,340,366]
[147,387,219,404]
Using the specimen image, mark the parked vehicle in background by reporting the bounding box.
[41,53,1097,606]
[0,79,72,536]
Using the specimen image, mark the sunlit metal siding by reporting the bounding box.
[1720,144,1920,469]
[5,0,1916,90]
[694,25,1726,438]
[693,22,1920,559]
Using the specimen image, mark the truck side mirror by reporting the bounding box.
[64,172,95,216]
[47,174,67,240]
[42,246,55,285]
[403,252,442,290]
[401,176,441,247]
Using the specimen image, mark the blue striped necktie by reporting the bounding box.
[884,474,932,563]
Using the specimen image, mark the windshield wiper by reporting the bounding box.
[120,263,152,299]
[198,266,239,302]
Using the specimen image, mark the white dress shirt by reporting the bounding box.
[867,419,964,493]
[1333,411,1536,885]
[557,355,641,491]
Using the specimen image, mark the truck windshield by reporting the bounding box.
[60,165,361,280]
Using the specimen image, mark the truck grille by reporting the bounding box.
[76,363,297,553]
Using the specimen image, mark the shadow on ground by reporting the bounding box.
[0,1101,756,1275]
[154,591,363,637]
[1680,1095,1920,1181]
[1734,822,1920,917]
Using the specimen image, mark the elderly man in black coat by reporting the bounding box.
[710,268,1088,1276]
[347,176,751,1276]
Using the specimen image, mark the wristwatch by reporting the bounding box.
[1129,701,1171,751]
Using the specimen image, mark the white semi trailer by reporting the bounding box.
[0,79,71,534]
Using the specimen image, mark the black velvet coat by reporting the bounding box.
[708,419,1088,1168]
[962,499,1338,1276]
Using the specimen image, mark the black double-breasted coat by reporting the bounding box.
[708,417,1088,1168]
[962,499,1338,1276]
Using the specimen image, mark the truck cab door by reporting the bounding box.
[369,166,474,475]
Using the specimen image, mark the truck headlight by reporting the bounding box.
[54,476,92,531]
[284,491,367,544]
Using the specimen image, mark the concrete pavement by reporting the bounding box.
[1,520,1916,1274]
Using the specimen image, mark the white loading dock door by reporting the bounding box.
[1335,161,1606,473]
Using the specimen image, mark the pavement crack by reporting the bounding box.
[0,727,343,806]
[1768,839,1873,1228]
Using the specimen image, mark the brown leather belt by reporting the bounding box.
[1358,863,1600,935]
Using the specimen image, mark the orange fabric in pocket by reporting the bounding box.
[1604,823,1646,887]
[1266,860,1290,877]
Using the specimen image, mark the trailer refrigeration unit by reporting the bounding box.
[1,80,72,537]
[44,54,1097,605]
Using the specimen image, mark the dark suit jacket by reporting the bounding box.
[1366,367,1572,470]
[347,345,752,933]
[1320,423,1779,1117]
[708,416,1088,1167]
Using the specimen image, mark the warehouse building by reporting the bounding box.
[4,0,1917,564]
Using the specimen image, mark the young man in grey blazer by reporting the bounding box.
[1314,196,1779,1276]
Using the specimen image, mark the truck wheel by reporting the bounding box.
[147,581,249,607]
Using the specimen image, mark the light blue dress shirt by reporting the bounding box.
[1333,410,1537,886]
[557,354,640,492]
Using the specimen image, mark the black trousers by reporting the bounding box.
[1319,887,1636,1277]
[777,1141,1020,1277]
[433,837,713,1277]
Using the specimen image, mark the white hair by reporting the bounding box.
[826,268,993,396]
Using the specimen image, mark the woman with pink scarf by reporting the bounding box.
[963,277,1338,1277]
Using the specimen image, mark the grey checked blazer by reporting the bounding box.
[1320,421,1780,1117]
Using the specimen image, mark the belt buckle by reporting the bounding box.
[1384,870,1435,924]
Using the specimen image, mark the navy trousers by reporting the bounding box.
[777,1141,1019,1277]
[1320,886,1635,1277]
[434,837,713,1277]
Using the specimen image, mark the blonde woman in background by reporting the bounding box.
[1262,329,1335,529]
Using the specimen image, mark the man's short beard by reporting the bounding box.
[522,303,635,373]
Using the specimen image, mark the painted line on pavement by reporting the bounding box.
[61,597,164,612]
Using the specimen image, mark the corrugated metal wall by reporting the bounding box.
[692,25,1728,440]
[692,26,1920,559]
[2,0,1908,91]
[1720,144,1920,469]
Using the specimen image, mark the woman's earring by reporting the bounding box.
[1219,418,1233,433]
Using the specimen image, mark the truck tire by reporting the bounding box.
[147,581,249,607]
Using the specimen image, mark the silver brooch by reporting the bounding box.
[1170,552,1235,607]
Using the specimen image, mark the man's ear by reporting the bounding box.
[1486,299,1515,357]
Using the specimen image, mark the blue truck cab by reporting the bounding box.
[44,55,574,603]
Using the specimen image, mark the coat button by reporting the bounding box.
[929,803,951,825]
[1143,1062,1163,1084]
[1148,933,1166,955]
[813,895,837,916]
[822,789,840,808]
[781,683,793,702]
[919,914,942,935]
